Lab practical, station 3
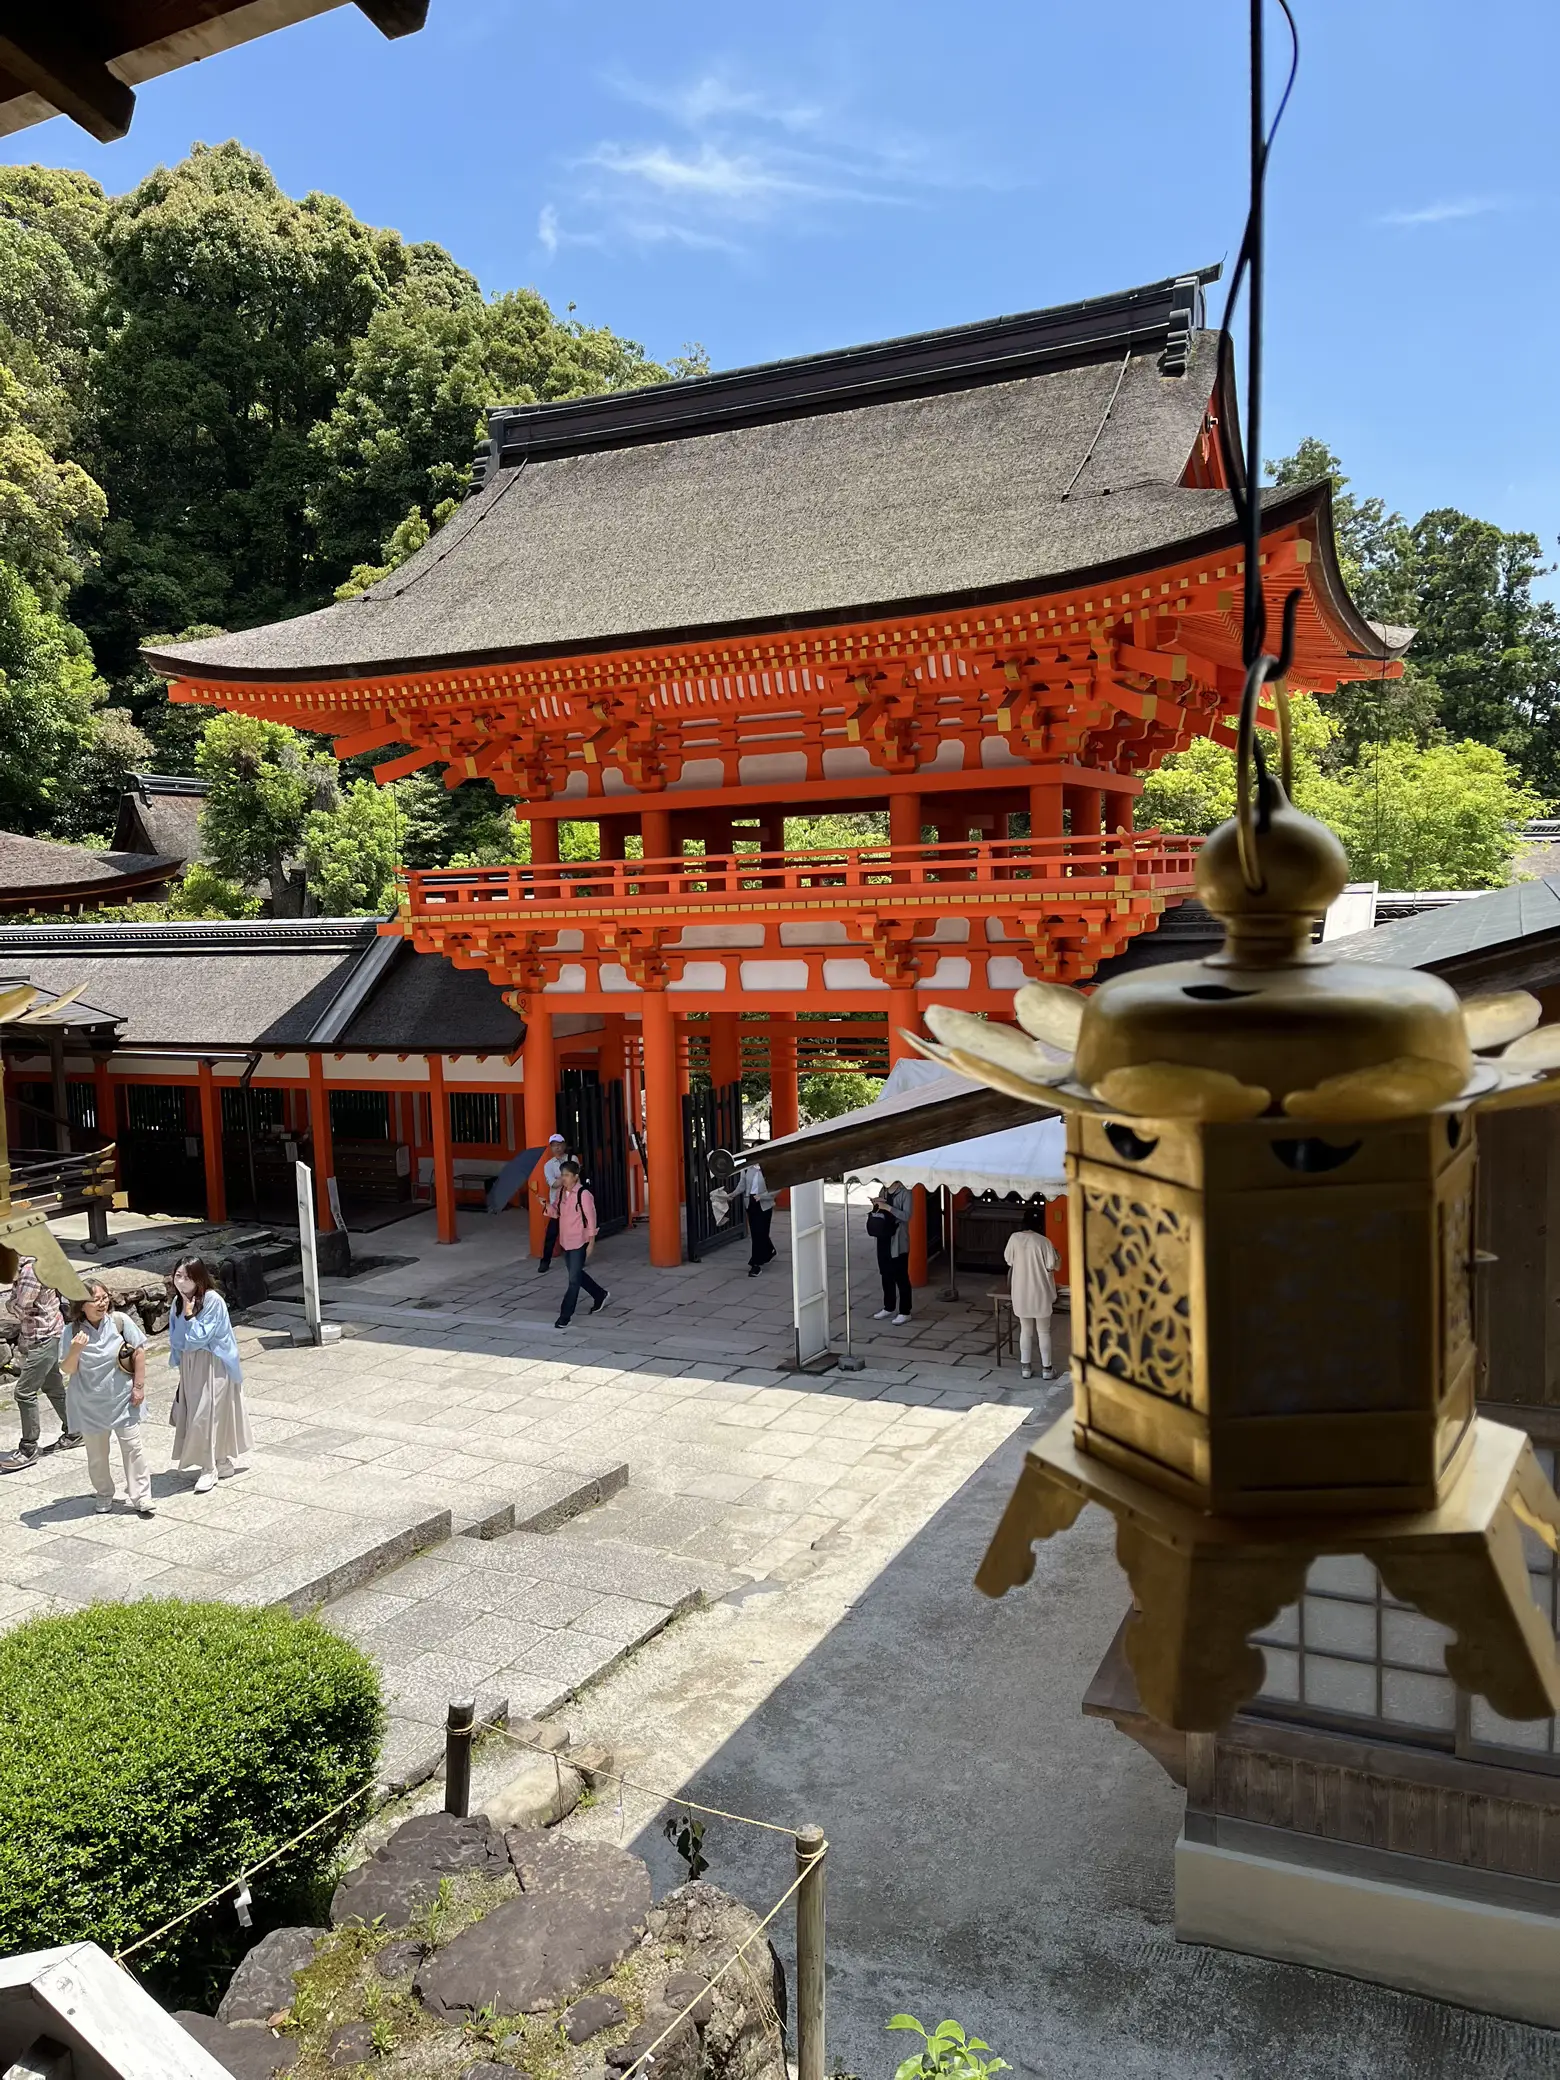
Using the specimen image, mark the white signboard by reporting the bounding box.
[296,1159,321,1345]
[790,1176,830,1369]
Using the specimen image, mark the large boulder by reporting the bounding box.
[331,1811,512,1928]
[416,1836,651,2021]
[485,1757,584,1830]
[217,1926,326,2025]
[173,2011,299,2076]
[604,1884,788,2080]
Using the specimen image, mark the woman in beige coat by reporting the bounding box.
[1004,1203,1061,1380]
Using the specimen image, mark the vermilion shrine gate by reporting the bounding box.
[148,270,1403,1271]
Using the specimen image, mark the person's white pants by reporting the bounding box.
[1018,1317,1053,1369]
[84,1421,150,1504]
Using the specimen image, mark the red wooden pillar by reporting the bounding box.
[709,1012,742,1090]
[523,1001,556,1257]
[1029,774,1065,845]
[889,790,921,852]
[92,1054,116,1173]
[642,990,682,1267]
[768,1012,798,1210]
[307,1053,335,1232]
[600,820,627,862]
[530,815,560,870]
[196,1059,226,1225]
[888,991,929,1287]
[1105,789,1135,834]
[427,1053,458,1245]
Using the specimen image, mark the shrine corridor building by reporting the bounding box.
[147,272,1404,1267]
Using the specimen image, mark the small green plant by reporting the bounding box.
[886,2016,1010,2080]
[663,1811,709,1881]
[412,1875,458,1950]
[370,2014,399,2054]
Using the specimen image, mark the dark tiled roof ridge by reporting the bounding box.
[0,918,388,955]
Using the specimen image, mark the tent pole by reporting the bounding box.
[940,1183,959,1301]
[838,1176,863,1371]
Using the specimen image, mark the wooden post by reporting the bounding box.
[1029,775,1065,845]
[769,1012,798,1209]
[709,1011,742,1091]
[642,990,682,1267]
[306,1053,335,1233]
[196,1058,226,1225]
[46,1028,70,1155]
[530,815,560,869]
[444,1696,476,1817]
[794,1826,826,2080]
[523,1001,556,1257]
[426,1053,458,1245]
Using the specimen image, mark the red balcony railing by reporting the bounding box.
[400,832,1201,917]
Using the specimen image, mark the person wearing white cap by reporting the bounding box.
[535,1132,568,1271]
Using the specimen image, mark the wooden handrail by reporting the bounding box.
[400,832,1202,913]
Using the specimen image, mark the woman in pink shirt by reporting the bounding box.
[550,1160,609,1330]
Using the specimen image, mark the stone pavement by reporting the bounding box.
[3,1203,1065,1785]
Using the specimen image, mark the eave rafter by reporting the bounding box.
[165,521,1399,804]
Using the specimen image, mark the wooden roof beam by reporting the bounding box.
[0,14,134,141]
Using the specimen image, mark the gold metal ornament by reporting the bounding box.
[0,985,90,1300]
[923,688,1560,1733]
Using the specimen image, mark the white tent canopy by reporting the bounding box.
[843,1059,1067,1199]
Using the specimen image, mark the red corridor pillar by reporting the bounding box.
[523,1002,556,1257]
[307,1053,335,1234]
[642,991,682,1267]
[426,1053,458,1245]
[197,1059,226,1226]
[768,1012,798,1210]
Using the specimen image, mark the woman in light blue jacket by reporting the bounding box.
[167,1257,252,1495]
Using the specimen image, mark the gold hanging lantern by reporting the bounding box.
[913,700,1560,1733]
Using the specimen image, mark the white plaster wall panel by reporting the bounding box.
[670,962,728,991]
[920,739,965,772]
[740,960,810,990]
[739,751,809,786]
[986,956,1031,989]
[822,959,886,991]
[980,735,1030,768]
[545,965,589,993]
[671,758,725,791]
[600,965,642,993]
[601,768,629,794]
[549,930,585,951]
[675,924,766,948]
[918,957,972,989]
[780,921,848,946]
[559,770,589,797]
[821,746,876,778]
[927,918,971,943]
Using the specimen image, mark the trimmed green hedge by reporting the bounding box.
[0,1600,383,1985]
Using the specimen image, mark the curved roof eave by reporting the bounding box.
[143,482,1402,690]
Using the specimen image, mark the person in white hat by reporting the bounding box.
[535,1132,568,1271]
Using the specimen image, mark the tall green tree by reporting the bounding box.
[1267,442,1560,796]
[308,265,675,581]
[75,143,408,676]
[195,713,340,916]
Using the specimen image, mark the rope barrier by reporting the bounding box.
[114,1777,379,1964]
[613,1849,824,2080]
[481,1717,802,1837]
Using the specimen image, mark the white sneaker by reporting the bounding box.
[217,1460,244,1479]
[93,1497,114,1514]
[193,1471,217,1495]
[1021,1365,1033,1380]
[892,1313,911,1326]
[872,1308,893,1320]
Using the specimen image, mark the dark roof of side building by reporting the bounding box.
[0,921,523,1054]
[0,832,184,907]
[1330,877,1560,993]
[143,273,1410,686]
[112,774,208,864]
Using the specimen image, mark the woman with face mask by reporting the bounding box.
[166,1257,252,1495]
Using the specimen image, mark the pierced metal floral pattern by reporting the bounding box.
[1083,1188,1194,1403]
[1441,1180,1474,1375]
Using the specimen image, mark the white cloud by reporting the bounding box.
[1377,195,1509,227]
[533,60,982,263]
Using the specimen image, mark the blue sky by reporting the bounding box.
[6,0,1558,563]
